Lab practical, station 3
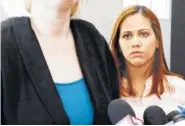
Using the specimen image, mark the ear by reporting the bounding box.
[24,0,31,12]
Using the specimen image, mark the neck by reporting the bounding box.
[30,10,71,38]
[126,58,154,95]
[127,62,152,82]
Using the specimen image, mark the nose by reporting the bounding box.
[132,35,142,48]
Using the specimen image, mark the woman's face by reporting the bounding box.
[30,0,78,17]
[119,13,159,67]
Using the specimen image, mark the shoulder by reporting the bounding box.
[71,19,98,31]
[1,17,29,59]
[71,19,104,39]
[1,17,15,49]
[165,75,185,89]
[71,18,109,50]
[164,75,185,107]
[1,17,28,44]
[1,17,27,31]
[165,75,185,102]
[1,17,14,36]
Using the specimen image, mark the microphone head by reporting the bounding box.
[143,105,168,125]
[173,114,185,123]
[167,110,180,121]
[107,99,135,124]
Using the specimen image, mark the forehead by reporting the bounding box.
[120,13,152,32]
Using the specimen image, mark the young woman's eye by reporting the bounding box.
[122,34,132,40]
[140,32,149,37]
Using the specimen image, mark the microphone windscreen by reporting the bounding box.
[143,105,168,125]
[173,114,185,123]
[167,110,180,121]
[107,99,135,124]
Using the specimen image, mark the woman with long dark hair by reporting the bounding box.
[110,5,185,120]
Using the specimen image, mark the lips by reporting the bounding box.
[130,51,143,57]
[131,51,142,54]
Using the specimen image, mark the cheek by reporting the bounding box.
[119,41,130,58]
[143,40,157,58]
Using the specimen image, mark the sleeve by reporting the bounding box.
[178,79,185,107]
[1,17,15,124]
[171,76,185,107]
[1,74,7,125]
[100,35,120,99]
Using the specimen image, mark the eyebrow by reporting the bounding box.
[122,29,152,34]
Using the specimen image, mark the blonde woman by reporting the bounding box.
[110,5,185,120]
[1,0,119,124]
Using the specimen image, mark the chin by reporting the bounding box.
[129,59,146,67]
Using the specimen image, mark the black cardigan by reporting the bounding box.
[1,17,119,125]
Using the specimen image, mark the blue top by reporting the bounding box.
[55,78,94,125]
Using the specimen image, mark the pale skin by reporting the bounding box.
[28,0,83,83]
[119,13,159,97]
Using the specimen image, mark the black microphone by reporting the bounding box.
[172,114,185,124]
[165,110,181,125]
[167,110,180,122]
[107,99,136,124]
[143,105,168,125]
[165,114,185,125]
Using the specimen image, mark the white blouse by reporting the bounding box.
[121,75,185,120]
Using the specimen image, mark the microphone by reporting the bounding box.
[165,114,185,125]
[107,99,138,125]
[167,110,181,122]
[143,105,168,125]
[172,114,185,124]
[165,110,181,125]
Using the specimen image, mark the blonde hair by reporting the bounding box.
[71,2,78,16]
